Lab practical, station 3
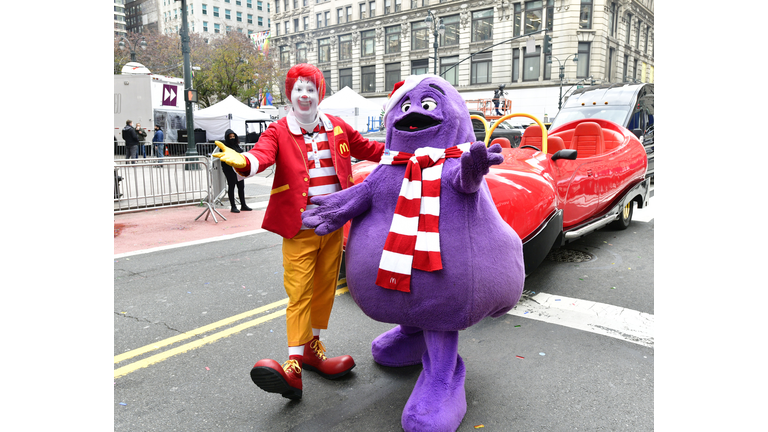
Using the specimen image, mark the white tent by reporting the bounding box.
[319,86,383,132]
[194,95,272,140]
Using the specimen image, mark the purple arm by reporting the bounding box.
[301,181,374,236]
[447,142,504,194]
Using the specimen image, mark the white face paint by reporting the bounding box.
[290,77,320,125]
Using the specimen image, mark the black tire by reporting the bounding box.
[610,201,634,230]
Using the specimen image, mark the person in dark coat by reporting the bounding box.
[152,125,165,167]
[221,129,252,213]
[122,120,140,162]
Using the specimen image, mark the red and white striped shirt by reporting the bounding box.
[301,125,341,230]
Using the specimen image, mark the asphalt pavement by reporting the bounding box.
[114,173,654,431]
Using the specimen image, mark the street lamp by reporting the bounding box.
[425,10,445,75]
[547,54,578,110]
[118,35,147,62]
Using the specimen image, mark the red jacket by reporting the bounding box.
[237,112,384,239]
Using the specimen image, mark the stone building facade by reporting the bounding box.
[268,0,653,111]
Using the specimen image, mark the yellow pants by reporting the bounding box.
[282,228,343,347]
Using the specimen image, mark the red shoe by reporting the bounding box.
[250,356,303,400]
[302,337,356,379]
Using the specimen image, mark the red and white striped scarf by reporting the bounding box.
[375,143,471,292]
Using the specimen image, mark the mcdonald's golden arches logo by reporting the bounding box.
[338,140,350,158]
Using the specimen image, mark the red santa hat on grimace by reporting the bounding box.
[383,74,436,127]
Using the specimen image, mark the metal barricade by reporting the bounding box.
[113,156,226,222]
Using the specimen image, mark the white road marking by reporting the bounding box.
[114,228,269,259]
[508,291,654,348]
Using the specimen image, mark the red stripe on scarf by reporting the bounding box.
[375,268,412,292]
[413,251,443,271]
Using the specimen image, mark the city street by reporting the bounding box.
[113,174,654,431]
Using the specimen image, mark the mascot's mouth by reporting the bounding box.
[394,113,441,132]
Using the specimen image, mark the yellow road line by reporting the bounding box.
[114,284,349,379]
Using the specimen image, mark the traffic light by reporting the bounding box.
[543,35,552,55]
[185,89,198,103]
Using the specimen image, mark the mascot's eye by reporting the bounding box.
[401,101,412,112]
[421,98,437,111]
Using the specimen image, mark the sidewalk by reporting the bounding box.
[114,173,273,256]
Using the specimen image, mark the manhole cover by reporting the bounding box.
[547,249,594,263]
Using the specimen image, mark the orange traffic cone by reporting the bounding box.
[165,147,169,156]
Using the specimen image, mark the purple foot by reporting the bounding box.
[371,325,426,367]
[401,330,466,432]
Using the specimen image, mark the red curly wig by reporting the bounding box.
[285,63,326,103]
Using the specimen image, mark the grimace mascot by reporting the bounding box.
[301,74,525,432]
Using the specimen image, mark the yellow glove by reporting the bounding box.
[212,141,247,169]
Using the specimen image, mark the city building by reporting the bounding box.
[124,0,272,38]
[115,0,128,37]
[269,0,654,119]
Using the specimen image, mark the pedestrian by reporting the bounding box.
[213,63,385,400]
[122,120,139,163]
[136,123,148,158]
[493,84,506,116]
[152,125,165,167]
[221,129,252,213]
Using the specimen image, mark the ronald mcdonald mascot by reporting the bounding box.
[214,64,385,400]
[302,74,526,432]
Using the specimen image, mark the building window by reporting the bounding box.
[339,34,353,60]
[304,17,308,30]
[385,63,401,92]
[607,2,616,38]
[411,0,425,7]
[524,1,542,34]
[257,1,262,10]
[625,14,632,45]
[411,21,429,50]
[440,15,459,46]
[361,65,376,93]
[361,29,376,56]
[411,59,428,75]
[225,9,231,20]
[280,46,291,68]
[347,6,352,22]
[633,58,639,80]
[285,21,289,34]
[471,51,492,84]
[623,54,629,81]
[318,38,331,63]
[237,11,243,22]
[513,3,522,37]
[214,23,220,33]
[579,0,592,29]
[322,70,331,98]
[471,9,493,42]
[248,14,253,24]
[258,16,262,26]
[644,26,650,53]
[523,45,540,81]
[339,68,353,90]
[325,11,330,26]
[248,0,253,8]
[203,21,208,32]
[317,13,322,28]
[384,0,400,14]
[635,20,641,49]
[213,6,219,17]
[237,0,241,5]
[440,56,458,86]
[360,3,366,19]
[202,4,207,14]
[385,25,401,54]
[294,18,299,31]
[369,1,376,18]
[296,42,307,63]
[608,47,615,82]
[338,8,344,24]
[512,48,520,82]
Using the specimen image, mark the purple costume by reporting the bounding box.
[302,75,525,432]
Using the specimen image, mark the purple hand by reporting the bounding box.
[452,142,503,194]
